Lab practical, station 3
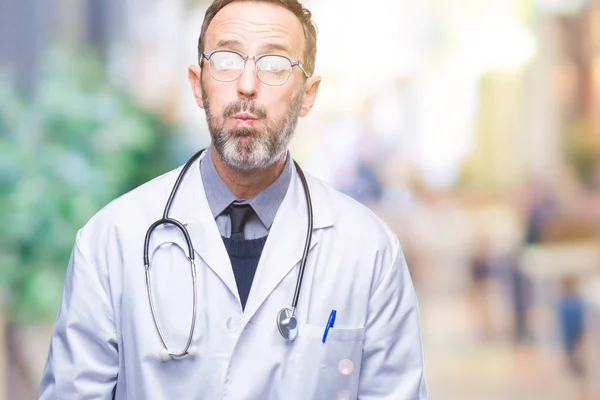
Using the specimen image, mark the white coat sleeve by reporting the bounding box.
[39,229,119,399]
[358,244,429,399]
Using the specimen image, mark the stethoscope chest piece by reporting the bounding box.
[277,308,298,341]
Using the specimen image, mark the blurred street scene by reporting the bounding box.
[2,0,600,398]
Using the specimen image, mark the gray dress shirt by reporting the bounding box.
[200,147,292,239]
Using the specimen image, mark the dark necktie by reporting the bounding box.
[228,204,254,240]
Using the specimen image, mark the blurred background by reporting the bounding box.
[1,0,600,398]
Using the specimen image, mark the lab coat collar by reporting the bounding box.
[161,151,335,313]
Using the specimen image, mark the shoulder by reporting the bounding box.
[304,173,406,296]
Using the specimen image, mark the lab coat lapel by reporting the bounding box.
[149,153,335,313]
[243,170,321,320]
[165,153,239,302]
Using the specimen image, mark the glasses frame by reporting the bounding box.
[202,49,309,86]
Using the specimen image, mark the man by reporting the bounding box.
[39,0,428,398]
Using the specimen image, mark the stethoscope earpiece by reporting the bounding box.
[157,345,199,362]
[158,348,170,361]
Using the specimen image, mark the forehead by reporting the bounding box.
[205,2,304,56]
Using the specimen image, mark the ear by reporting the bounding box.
[299,75,321,117]
[188,65,205,109]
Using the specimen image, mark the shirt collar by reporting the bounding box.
[200,147,292,230]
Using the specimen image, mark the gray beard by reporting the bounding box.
[203,90,304,172]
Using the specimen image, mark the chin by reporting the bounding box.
[230,126,263,138]
[230,150,279,171]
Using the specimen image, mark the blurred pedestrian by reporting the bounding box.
[556,275,585,377]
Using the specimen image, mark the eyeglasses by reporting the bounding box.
[202,49,309,86]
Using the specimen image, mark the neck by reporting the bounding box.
[211,145,286,200]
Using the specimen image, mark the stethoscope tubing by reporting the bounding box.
[290,160,313,311]
[143,148,313,357]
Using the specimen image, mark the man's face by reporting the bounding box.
[188,2,320,171]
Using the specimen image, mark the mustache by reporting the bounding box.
[223,99,268,120]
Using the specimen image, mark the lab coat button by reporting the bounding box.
[226,317,241,332]
[338,359,354,375]
[337,390,350,400]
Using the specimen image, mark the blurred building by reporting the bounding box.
[550,0,600,184]
[0,0,123,94]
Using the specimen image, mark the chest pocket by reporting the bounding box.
[286,323,365,400]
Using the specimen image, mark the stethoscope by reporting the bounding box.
[143,148,313,359]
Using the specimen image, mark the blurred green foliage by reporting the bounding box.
[0,47,179,324]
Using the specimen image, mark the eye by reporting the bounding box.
[258,56,291,73]
[219,59,235,68]
[211,52,243,70]
[265,61,284,72]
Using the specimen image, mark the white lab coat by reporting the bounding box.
[39,153,428,400]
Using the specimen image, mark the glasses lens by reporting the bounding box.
[257,55,293,86]
[209,51,245,82]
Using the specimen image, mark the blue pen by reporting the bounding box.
[322,309,337,343]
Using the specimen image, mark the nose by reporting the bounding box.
[236,57,259,100]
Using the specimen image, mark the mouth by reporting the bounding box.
[231,112,259,128]
[232,113,258,121]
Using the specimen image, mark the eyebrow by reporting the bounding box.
[215,39,243,49]
[260,42,292,55]
[214,39,293,56]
